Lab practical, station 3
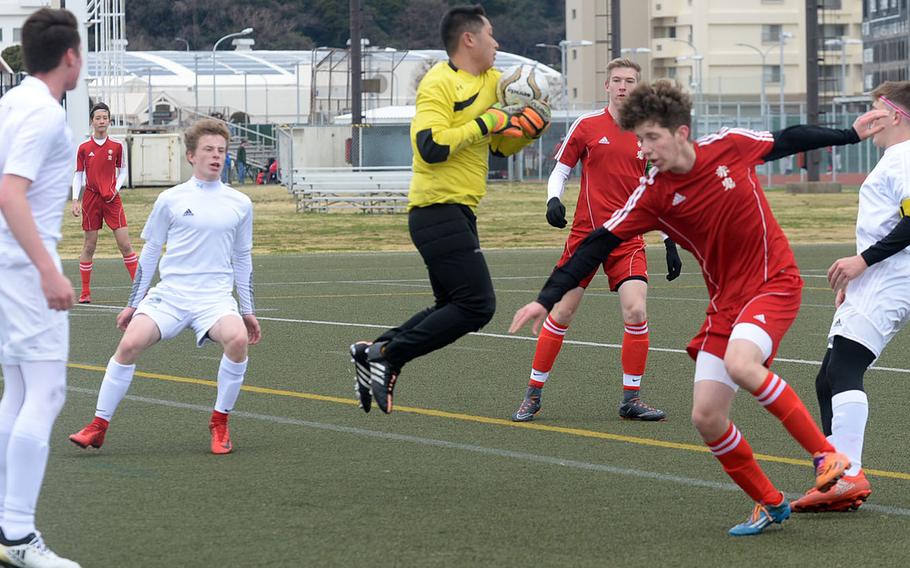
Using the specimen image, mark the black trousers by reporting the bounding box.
[376,204,496,369]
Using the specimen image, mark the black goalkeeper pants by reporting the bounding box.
[376,203,496,369]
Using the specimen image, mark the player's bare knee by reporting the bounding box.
[222,332,249,360]
[691,405,724,437]
[722,352,758,387]
[551,302,576,325]
[82,241,97,257]
[622,303,647,325]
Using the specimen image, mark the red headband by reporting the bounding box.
[879,95,910,121]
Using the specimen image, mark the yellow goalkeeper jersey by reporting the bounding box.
[408,61,533,210]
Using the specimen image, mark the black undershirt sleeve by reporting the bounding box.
[763,125,861,162]
[536,227,623,310]
[860,216,910,266]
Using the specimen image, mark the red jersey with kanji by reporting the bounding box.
[556,109,647,232]
[605,127,802,311]
[76,137,123,202]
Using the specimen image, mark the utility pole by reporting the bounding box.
[350,0,363,168]
[611,0,621,59]
[805,0,820,182]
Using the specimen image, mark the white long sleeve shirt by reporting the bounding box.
[128,177,255,313]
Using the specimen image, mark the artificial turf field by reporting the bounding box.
[26,245,910,565]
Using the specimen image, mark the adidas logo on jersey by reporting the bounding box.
[753,314,766,323]
[183,209,194,216]
[672,192,686,206]
[88,151,95,157]
[598,136,610,145]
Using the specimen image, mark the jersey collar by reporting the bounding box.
[190,176,223,191]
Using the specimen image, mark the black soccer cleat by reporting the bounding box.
[511,386,542,422]
[350,341,372,413]
[618,397,667,421]
[367,342,399,414]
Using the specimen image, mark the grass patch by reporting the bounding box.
[58,182,861,259]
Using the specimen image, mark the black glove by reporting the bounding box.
[664,238,682,281]
[546,197,567,228]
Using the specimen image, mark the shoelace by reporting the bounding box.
[746,504,770,524]
[628,398,657,411]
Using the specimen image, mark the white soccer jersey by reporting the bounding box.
[0,77,75,245]
[829,139,910,357]
[128,177,255,313]
[854,139,910,255]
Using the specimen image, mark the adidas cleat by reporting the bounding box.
[68,417,109,449]
[619,398,667,421]
[77,292,91,305]
[791,470,871,513]
[511,387,542,422]
[813,451,850,492]
[367,342,399,414]
[350,341,372,413]
[728,500,791,536]
[0,530,81,568]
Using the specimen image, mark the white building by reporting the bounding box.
[0,0,58,52]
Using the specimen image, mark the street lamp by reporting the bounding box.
[212,27,254,112]
[824,37,862,97]
[620,47,651,64]
[672,38,703,137]
[175,37,190,52]
[736,42,777,185]
[537,39,593,135]
[778,32,792,131]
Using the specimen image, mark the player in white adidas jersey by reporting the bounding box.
[0,8,83,568]
[791,81,910,513]
[69,118,261,456]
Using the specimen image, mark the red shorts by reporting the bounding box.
[557,231,648,291]
[82,190,127,232]
[687,272,803,365]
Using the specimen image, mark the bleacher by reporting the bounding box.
[290,167,412,213]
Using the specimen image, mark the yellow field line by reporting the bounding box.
[66,362,910,481]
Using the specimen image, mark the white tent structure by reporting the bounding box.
[85,48,562,126]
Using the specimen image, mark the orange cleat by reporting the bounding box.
[791,470,872,512]
[813,451,851,492]
[68,417,109,449]
[78,291,91,304]
[209,419,232,455]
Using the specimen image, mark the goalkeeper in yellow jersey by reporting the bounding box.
[349,4,550,414]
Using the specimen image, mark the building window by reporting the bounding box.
[572,87,578,98]
[572,8,576,19]
[762,24,781,43]
[764,65,782,83]
[821,0,843,7]
[13,28,21,42]
[572,49,577,60]
[668,67,677,79]
[668,27,677,38]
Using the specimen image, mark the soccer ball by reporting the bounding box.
[497,64,544,107]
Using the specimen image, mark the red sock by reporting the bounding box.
[529,315,568,388]
[79,262,92,295]
[210,410,229,425]
[707,423,782,505]
[622,320,649,394]
[123,253,138,280]
[751,372,835,455]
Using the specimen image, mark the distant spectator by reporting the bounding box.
[267,158,278,183]
[236,141,248,183]
[222,150,232,184]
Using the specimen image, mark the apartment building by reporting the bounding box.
[862,0,909,91]
[0,0,59,52]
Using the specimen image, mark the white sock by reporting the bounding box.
[828,390,868,477]
[2,361,67,540]
[529,369,549,384]
[214,355,247,414]
[95,357,136,421]
[0,365,26,525]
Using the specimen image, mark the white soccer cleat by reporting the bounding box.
[0,532,81,568]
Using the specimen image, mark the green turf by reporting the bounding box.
[15,245,910,566]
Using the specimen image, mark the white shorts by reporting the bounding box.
[0,245,69,364]
[828,263,910,358]
[693,323,775,392]
[135,285,240,347]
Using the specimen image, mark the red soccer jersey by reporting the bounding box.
[76,137,123,202]
[555,109,647,231]
[605,128,801,309]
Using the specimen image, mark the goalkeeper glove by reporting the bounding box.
[546,197,567,228]
[516,99,551,139]
[479,104,524,138]
[664,237,682,281]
